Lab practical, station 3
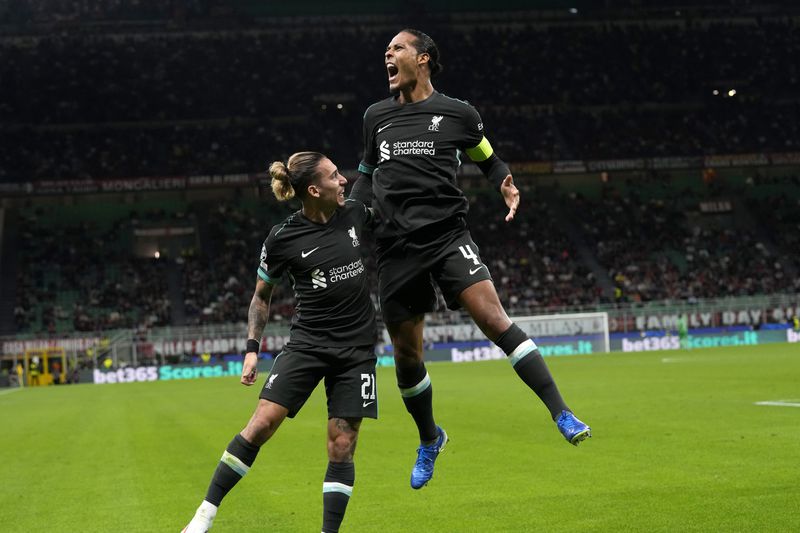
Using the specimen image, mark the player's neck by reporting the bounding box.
[302,203,336,224]
[398,80,434,104]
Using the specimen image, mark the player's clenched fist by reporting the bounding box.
[240,352,258,385]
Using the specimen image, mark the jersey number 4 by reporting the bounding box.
[459,244,480,265]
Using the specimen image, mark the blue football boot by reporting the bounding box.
[556,410,591,445]
[410,426,448,489]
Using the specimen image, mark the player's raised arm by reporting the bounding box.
[465,136,519,222]
[242,278,274,385]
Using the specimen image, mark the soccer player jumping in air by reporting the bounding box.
[183,152,378,533]
[350,29,591,490]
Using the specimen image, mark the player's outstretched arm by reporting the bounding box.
[242,278,274,386]
[466,136,518,222]
[500,174,520,222]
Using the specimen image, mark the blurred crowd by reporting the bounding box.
[14,208,173,332]
[569,180,800,304]
[2,19,799,181]
[12,173,800,334]
[6,9,800,334]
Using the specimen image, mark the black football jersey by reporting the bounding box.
[359,91,485,238]
[257,199,376,346]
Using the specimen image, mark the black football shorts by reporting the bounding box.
[376,217,493,324]
[259,342,377,419]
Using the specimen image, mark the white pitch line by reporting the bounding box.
[754,400,800,408]
[0,387,22,396]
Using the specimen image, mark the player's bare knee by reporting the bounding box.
[241,417,274,446]
[471,303,511,340]
[242,401,286,445]
[328,432,358,461]
[328,417,360,461]
[393,346,423,366]
[484,311,512,340]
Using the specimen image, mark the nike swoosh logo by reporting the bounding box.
[362,401,375,408]
[377,123,393,133]
[469,266,485,275]
[301,247,320,258]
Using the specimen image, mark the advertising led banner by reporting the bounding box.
[613,329,790,352]
[88,359,274,384]
[5,152,800,197]
[2,336,105,355]
[82,327,799,384]
[704,153,769,167]
[509,161,553,174]
[383,337,602,365]
[152,335,289,356]
[620,305,800,332]
[1,173,259,196]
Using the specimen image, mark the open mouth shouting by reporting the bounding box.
[386,62,399,86]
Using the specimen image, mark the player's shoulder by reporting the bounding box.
[343,198,370,219]
[436,92,482,127]
[266,210,302,244]
[342,199,373,228]
[343,198,368,215]
[364,97,395,120]
[436,92,477,111]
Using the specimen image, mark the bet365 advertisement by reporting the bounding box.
[87,328,797,384]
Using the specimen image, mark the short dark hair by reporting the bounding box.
[402,28,443,77]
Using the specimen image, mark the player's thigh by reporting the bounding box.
[432,230,493,310]
[324,346,378,420]
[259,344,326,418]
[376,238,437,323]
[458,280,512,340]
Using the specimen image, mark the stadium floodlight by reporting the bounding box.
[511,312,610,354]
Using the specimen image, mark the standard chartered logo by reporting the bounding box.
[379,140,391,162]
[311,260,365,290]
[311,268,328,289]
[392,140,435,156]
[379,140,436,162]
[329,259,365,282]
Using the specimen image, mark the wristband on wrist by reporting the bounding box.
[246,339,260,354]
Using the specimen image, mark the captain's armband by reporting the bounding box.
[465,137,494,162]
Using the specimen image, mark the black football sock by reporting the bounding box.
[496,323,570,419]
[396,361,438,443]
[322,461,355,533]
[204,433,260,506]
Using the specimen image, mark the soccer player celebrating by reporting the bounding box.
[183,152,378,533]
[350,29,591,490]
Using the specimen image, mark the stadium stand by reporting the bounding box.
[14,204,173,332]
[2,4,799,335]
[2,18,800,179]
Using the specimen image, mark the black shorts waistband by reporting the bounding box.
[377,216,466,248]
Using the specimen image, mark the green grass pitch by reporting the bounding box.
[2,343,800,532]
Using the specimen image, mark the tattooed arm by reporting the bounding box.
[242,278,274,385]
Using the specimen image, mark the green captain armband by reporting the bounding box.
[465,137,494,162]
